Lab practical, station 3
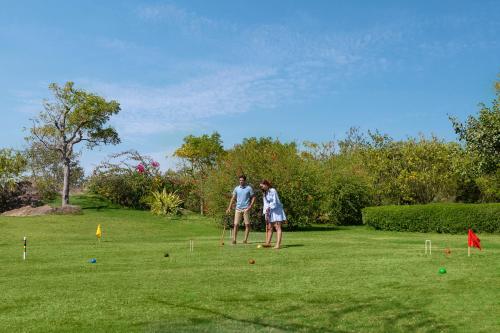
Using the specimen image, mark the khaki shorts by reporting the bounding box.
[234,209,250,225]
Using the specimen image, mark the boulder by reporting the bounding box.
[1,205,54,216]
[1,204,82,216]
[54,205,82,214]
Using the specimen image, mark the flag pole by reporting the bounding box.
[468,246,470,257]
[23,236,27,260]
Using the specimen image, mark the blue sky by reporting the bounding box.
[1,0,499,171]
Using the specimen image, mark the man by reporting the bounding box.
[226,175,255,244]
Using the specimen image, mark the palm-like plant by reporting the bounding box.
[148,189,183,216]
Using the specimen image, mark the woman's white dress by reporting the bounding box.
[263,188,286,223]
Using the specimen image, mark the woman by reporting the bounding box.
[260,180,286,249]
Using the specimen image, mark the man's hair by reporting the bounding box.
[238,175,246,181]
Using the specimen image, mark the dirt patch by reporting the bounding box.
[1,205,82,216]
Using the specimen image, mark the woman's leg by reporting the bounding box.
[265,222,273,245]
[274,222,282,249]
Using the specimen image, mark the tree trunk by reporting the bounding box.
[199,180,204,215]
[62,159,71,206]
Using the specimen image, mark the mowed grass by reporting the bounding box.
[1,196,499,333]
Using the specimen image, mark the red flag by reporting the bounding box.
[468,229,481,250]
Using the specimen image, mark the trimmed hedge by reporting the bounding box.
[362,203,500,233]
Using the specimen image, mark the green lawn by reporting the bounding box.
[1,195,499,333]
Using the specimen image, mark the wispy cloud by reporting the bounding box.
[82,11,402,136]
[97,37,139,51]
[11,4,402,137]
[136,3,219,33]
[83,65,294,134]
[8,88,47,115]
[19,5,446,138]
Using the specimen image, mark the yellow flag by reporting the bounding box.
[96,224,102,239]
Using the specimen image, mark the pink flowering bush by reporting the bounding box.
[136,163,145,173]
[88,151,177,209]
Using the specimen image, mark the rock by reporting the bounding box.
[54,205,82,214]
[1,204,82,216]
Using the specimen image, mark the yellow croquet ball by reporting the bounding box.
[257,245,262,249]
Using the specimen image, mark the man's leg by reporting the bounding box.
[243,210,250,244]
[232,210,241,244]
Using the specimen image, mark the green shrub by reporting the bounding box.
[0,181,42,213]
[363,203,500,233]
[146,189,183,216]
[323,177,372,225]
[0,148,26,187]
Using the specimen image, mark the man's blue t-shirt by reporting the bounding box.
[233,185,254,210]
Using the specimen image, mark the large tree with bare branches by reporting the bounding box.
[27,82,121,206]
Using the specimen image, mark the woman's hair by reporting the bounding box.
[260,179,272,192]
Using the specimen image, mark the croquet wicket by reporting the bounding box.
[425,240,432,255]
[23,236,27,260]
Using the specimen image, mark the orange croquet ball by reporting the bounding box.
[444,248,451,256]
[248,259,255,264]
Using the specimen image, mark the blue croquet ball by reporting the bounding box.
[438,267,446,274]
[89,258,97,264]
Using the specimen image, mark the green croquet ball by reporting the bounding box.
[438,268,447,274]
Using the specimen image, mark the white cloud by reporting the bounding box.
[8,88,46,115]
[136,3,218,33]
[80,17,402,136]
[82,65,299,135]
[97,37,139,51]
[13,5,404,138]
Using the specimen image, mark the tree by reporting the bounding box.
[25,142,85,200]
[27,82,120,206]
[174,132,224,214]
[450,78,500,174]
